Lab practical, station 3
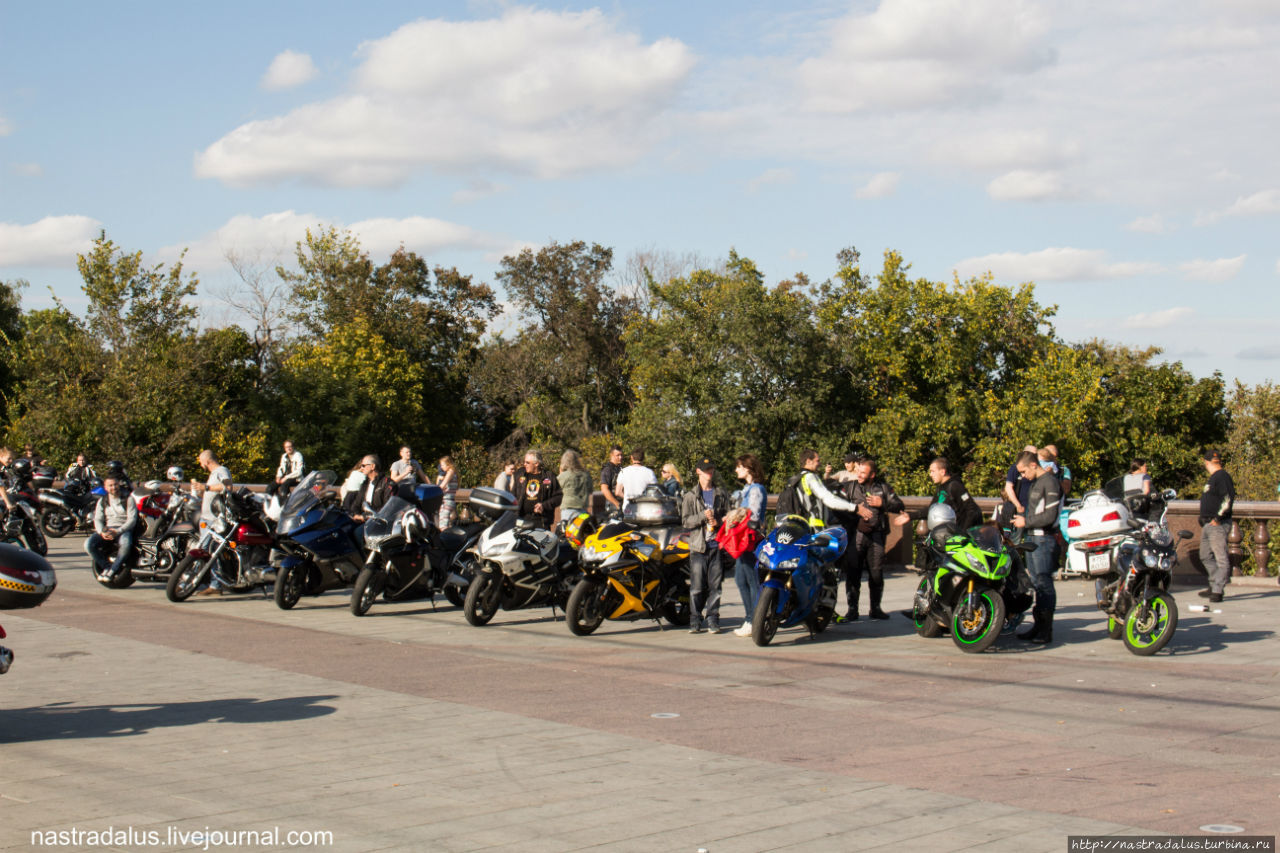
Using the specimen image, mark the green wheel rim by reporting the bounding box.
[953,590,997,645]
[1125,597,1171,648]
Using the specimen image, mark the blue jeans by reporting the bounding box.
[88,530,134,576]
[735,552,760,622]
[1024,533,1058,615]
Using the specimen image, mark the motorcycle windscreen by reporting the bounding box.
[278,470,335,534]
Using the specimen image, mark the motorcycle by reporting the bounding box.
[911,514,1036,653]
[350,493,484,616]
[165,488,276,602]
[0,542,59,675]
[1076,490,1189,655]
[563,512,692,636]
[87,482,200,588]
[38,478,100,537]
[1,473,47,556]
[750,515,845,647]
[462,508,579,626]
[272,470,367,610]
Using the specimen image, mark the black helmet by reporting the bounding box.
[106,460,126,475]
[10,458,32,478]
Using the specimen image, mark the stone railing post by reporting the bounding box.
[1227,521,1245,576]
[1252,520,1271,578]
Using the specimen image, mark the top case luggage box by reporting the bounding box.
[1065,492,1133,541]
[467,486,517,519]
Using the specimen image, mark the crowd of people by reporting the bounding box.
[0,436,1240,640]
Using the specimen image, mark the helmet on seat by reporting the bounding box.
[925,503,956,532]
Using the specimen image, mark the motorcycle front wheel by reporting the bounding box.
[566,578,608,636]
[166,555,207,602]
[660,577,691,627]
[1123,592,1178,656]
[20,519,47,556]
[274,562,306,610]
[350,567,383,617]
[751,586,781,646]
[951,587,1005,653]
[463,571,503,626]
[40,507,75,538]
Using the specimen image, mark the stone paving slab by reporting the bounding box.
[1,537,1278,850]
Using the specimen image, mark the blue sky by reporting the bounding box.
[3,1,1278,386]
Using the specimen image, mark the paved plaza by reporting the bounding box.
[2,537,1278,852]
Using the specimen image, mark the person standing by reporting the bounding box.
[389,446,425,489]
[342,455,393,522]
[514,450,561,528]
[1198,449,1235,604]
[615,448,657,511]
[87,476,137,581]
[838,456,904,622]
[599,446,624,515]
[1124,459,1153,498]
[659,462,684,497]
[731,453,768,637]
[272,440,304,497]
[682,458,729,634]
[493,460,517,493]
[833,453,859,485]
[558,450,593,523]
[193,450,233,596]
[778,449,860,530]
[1011,450,1061,644]
[1003,445,1037,519]
[65,453,96,485]
[436,456,459,529]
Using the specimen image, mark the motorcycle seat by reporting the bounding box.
[437,529,470,552]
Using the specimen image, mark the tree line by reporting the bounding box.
[2,230,1274,505]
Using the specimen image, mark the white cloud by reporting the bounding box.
[855,171,900,199]
[797,0,1055,113]
[931,130,1079,171]
[1125,213,1172,234]
[260,50,319,91]
[199,8,695,186]
[0,215,101,267]
[986,169,1067,201]
[0,113,11,136]
[1195,189,1280,225]
[746,167,794,193]
[1123,307,1193,329]
[1180,255,1246,282]
[10,162,43,177]
[159,211,510,273]
[953,247,1162,282]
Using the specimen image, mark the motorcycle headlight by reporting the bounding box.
[1141,549,1158,568]
[775,558,799,571]
[580,544,606,563]
[1159,555,1174,571]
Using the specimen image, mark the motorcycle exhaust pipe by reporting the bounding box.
[446,571,471,588]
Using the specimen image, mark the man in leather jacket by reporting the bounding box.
[514,450,561,528]
[838,456,904,621]
[342,455,394,522]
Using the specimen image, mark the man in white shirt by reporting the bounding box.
[193,449,233,596]
[274,440,304,496]
[615,448,657,511]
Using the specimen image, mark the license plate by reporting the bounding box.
[1088,552,1111,573]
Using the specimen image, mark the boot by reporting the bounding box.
[843,583,860,622]
[1017,610,1044,641]
[1029,611,1053,645]
[868,579,888,619]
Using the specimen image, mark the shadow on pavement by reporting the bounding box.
[0,695,340,742]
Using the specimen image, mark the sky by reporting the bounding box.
[2,0,1278,386]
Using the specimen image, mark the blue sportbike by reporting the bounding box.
[751,515,846,646]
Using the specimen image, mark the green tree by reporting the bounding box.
[0,279,25,424]
[1222,381,1280,501]
[472,241,634,449]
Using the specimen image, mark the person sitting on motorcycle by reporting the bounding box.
[87,476,138,580]
[342,454,393,522]
[65,453,96,485]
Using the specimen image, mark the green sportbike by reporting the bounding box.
[910,506,1036,654]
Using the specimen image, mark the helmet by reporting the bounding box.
[925,503,956,532]
[166,466,184,482]
[9,458,32,478]
[106,460,127,476]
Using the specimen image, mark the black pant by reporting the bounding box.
[690,549,724,627]
[843,529,885,615]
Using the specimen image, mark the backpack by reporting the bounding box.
[774,473,805,520]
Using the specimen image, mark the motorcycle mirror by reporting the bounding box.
[1178,529,1193,540]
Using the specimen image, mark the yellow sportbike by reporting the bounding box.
[562,514,692,635]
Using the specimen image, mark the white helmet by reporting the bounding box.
[925,502,957,532]
[166,465,184,482]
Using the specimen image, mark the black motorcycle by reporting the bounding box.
[88,483,199,588]
[38,478,100,537]
[1,470,47,556]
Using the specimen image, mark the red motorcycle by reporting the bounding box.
[166,488,276,602]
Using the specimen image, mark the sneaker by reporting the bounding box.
[869,608,889,620]
[706,624,721,634]
[689,619,704,634]
[838,611,859,623]
[1209,592,1223,603]
[1197,589,1213,599]
[733,623,753,637]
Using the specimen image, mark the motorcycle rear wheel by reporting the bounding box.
[274,562,305,610]
[1123,592,1177,656]
[951,587,1005,653]
[166,555,205,602]
[806,605,834,635]
[350,567,382,617]
[660,580,691,627]
[913,577,942,638]
[463,571,502,626]
[40,507,75,538]
[1107,615,1125,639]
[751,586,781,646]
[20,520,47,556]
[566,578,607,636]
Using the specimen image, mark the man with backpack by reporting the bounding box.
[775,449,860,530]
